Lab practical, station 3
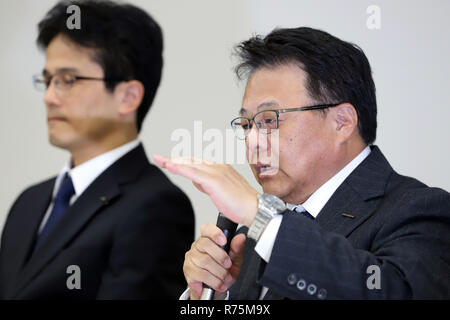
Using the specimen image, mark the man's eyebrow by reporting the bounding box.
[42,67,81,76]
[239,101,280,116]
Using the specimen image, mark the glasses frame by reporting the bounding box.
[230,102,344,140]
[32,73,123,92]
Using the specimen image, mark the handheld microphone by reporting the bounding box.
[200,212,238,300]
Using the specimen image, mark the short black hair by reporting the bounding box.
[234,27,377,145]
[37,0,163,132]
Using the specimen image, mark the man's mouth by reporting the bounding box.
[47,116,67,122]
[255,163,278,177]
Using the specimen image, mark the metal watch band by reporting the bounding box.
[247,194,286,241]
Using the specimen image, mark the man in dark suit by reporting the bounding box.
[155,27,450,299]
[0,0,194,299]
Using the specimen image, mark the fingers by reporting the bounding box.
[183,223,237,298]
[188,281,203,300]
[200,222,227,246]
[153,155,214,169]
[227,233,246,283]
[165,162,207,186]
[194,223,233,273]
[153,154,169,168]
[153,155,220,179]
[194,236,232,269]
[154,155,258,227]
[155,156,213,191]
[230,233,246,259]
[192,181,207,193]
[184,243,231,295]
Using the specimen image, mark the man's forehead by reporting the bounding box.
[239,64,309,116]
[42,67,80,76]
[239,100,281,116]
[44,34,103,73]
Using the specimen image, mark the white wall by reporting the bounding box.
[1,0,449,240]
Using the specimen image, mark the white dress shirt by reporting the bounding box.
[37,139,140,235]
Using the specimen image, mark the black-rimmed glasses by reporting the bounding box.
[230,103,343,140]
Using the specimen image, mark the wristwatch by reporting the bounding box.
[247,193,287,241]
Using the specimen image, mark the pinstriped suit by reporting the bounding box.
[230,146,450,299]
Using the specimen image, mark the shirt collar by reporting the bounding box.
[56,139,140,198]
[288,145,371,218]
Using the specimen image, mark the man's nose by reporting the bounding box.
[43,80,60,107]
[246,124,270,163]
[247,123,259,151]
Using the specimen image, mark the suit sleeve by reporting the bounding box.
[95,189,195,299]
[0,188,30,296]
[259,189,450,299]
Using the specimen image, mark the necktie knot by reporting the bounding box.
[56,172,75,203]
[293,205,314,219]
[33,172,75,251]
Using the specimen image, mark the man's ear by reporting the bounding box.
[332,103,359,142]
[115,80,145,115]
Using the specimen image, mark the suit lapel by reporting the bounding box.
[233,238,264,299]
[11,174,121,298]
[263,289,284,300]
[11,144,148,298]
[5,179,54,290]
[315,145,392,237]
[314,182,379,237]
[235,238,285,300]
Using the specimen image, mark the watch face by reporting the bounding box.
[262,193,286,212]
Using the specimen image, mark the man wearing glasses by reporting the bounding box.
[0,0,194,299]
[156,27,450,299]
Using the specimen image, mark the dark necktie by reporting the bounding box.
[293,205,314,219]
[34,172,75,250]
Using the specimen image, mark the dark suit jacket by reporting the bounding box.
[0,144,195,299]
[230,146,450,299]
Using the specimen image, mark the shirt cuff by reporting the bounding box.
[254,214,283,263]
[179,287,191,300]
[179,287,230,300]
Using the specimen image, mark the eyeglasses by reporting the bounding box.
[32,72,122,92]
[230,103,343,140]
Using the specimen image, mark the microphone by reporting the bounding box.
[200,212,238,300]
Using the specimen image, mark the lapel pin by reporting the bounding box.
[342,213,355,219]
[100,196,109,205]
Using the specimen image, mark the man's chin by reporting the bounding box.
[48,133,72,150]
[260,178,285,198]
